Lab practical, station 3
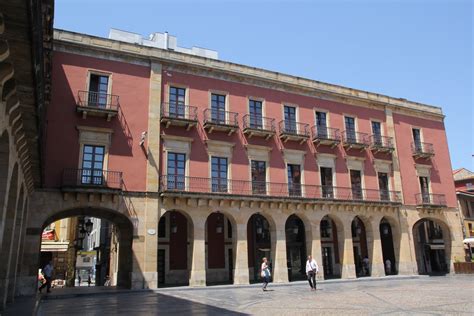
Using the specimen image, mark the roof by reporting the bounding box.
[453,168,474,181]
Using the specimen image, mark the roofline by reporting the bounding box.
[53,28,445,118]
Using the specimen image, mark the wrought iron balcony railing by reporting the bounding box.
[369,135,394,152]
[77,90,119,110]
[160,175,401,203]
[311,126,341,144]
[412,142,435,158]
[342,131,369,147]
[242,114,276,132]
[415,193,446,207]
[203,109,239,126]
[62,168,123,190]
[278,120,310,136]
[161,103,198,121]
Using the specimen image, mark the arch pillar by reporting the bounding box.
[189,214,207,287]
[308,213,324,280]
[341,216,356,279]
[233,222,249,285]
[370,215,385,277]
[398,211,417,275]
[271,214,288,283]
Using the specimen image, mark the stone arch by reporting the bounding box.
[350,215,372,277]
[412,217,451,275]
[379,216,400,275]
[319,213,345,279]
[246,212,275,283]
[285,214,307,281]
[41,206,134,288]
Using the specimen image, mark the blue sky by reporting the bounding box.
[55,0,473,170]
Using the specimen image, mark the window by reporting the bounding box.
[211,157,228,192]
[345,116,356,142]
[251,160,266,194]
[167,152,185,190]
[378,172,390,201]
[413,128,422,151]
[211,94,226,124]
[227,219,232,239]
[419,176,430,203]
[350,170,363,200]
[316,111,328,138]
[284,106,297,133]
[88,74,109,108]
[320,167,333,198]
[372,121,382,145]
[81,145,105,185]
[287,164,301,196]
[169,87,186,118]
[249,100,263,129]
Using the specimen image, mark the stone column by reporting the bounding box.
[397,213,417,275]
[13,228,41,297]
[370,220,385,277]
[272,224,288,283]
[341,219,356,279]
[309,219,325,280]
[189,217,206,287]
[233,223,249,284]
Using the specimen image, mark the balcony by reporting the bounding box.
[278,121,310,144]
[160,103,198,131]
[412,142,435,159]
[342,131,369,151]
[159,175,401,204]
[203,109,239,135]
[369,135,394,153]
[61,168,123,193]
[76,90,119,121]
[242,114,276,140]
[311,126,340,148]
[415,193,447,207]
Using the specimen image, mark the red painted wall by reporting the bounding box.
[44,52,149,191]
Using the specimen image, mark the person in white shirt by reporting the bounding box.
[306,255,319,291]
[260,257,271,291]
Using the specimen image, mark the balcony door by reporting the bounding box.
[413,128,422,151]
[350,170,363,200]
[167,152,185,190]
[211,94,226,124]
[372,121,382,145]
[88,74,109,108]
[284,106,297,133]
[378,172,390,201]
[81,145,105,185]
[249,100,263,129]
[419,176,430,203]
[320,167,333,198]
[169,87,186,118]
[345,116,356,142]
[212,157,228,192]
[316,111,328,138]
[251,160,266,194]
[287,164,301,196]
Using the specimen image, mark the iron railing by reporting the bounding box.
[77,90,119,110]
[160,175,401,203]
[311,126,341,142]
[278,120,310,136]
[161,103,198,121]
[62,168,123,190]
[342,131,369,145]
[242,114,276,132]
[415,193,446,206]
[203,109,239,126]
[369,135,394,149]
[411,142,434,156]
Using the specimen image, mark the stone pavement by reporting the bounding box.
[23,275,474,315]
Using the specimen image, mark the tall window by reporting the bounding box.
[316,111,328,138]
[345,116,356,142]
[287,164,301,196]
[81,145,105,185]
[284,106,297,133]
[320,167,333,198]
[350,170,362,200]
[167,152,185,190]
[88,74,109,108]
[169,87,186,118]
[419,176,430,203]
[378,172,390,201]
[249,99,263,129]
[251,160,266,194]
[412,128,422,151]
[212,157,228,192]
[211,94,226,124]
[372,121,382,145]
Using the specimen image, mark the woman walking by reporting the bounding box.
[261,257,271,291]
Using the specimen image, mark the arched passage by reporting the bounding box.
[157,210,192,287]
[412,218,451,275]
[380,217,398,275]
[247,213,272,283]
[205,212,234,285]
[351,216,370,277]
[41,207,134,289]
[320,215,342,279]
[285,214,306,281]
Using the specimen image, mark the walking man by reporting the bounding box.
[261,257,271,291]
[306,255,319,291]
[39,261,54,293]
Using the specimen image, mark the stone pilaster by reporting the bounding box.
[233,223,249,285]
[341,220,356,279]
[309,220,325,280]
[398,214,417,275]
[370,220,385,277]
[189,217,206,287]
[272,226,288,283]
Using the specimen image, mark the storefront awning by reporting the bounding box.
[40,241,70,252]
